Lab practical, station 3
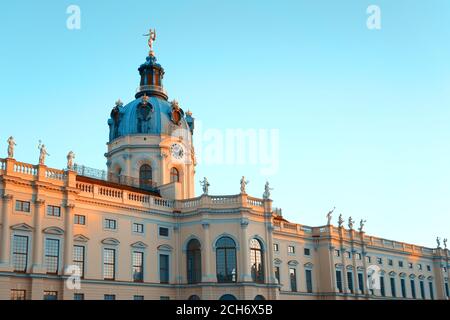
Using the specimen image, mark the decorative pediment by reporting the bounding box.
[418,275,425,280]
[379,270,386,276]
[409,274,416,279]
[389,271,397,276]
[399,272,407,278]
[304,262,314,269]
[158,244,173,252]
[427,276,434,280]
[288,260,299,267]
[274,258,282,266]
[10,223,33,232]
[357,266,365,271]
[43,227,64,235]
[346,265,354,270]
[101,238,120,246]
[74,234,89,242]
[335,263,344,269]
[131,241,148,249]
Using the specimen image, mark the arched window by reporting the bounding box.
[170,167,180,183]
[250,239,264,283]
[187,239,202,284]
[139,164,152,189]
[188,295,201,301]
[254,295,266,300]
[219,294,237,301]
[216,237,237,283]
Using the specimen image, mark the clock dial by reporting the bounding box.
[170,143,184,160]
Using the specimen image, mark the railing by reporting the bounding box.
[211,196,240,205]
[247,197,264,207]
[45,168,66,181]
[73,164,158,192]
[136,85,168,96]
[13,162,38,176]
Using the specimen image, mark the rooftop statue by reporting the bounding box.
[444,238,448,249]
[200,177,210,195]
[436,237,441,248]
[326,207,335,225]
[143,28,157,56]
[38,141,50,165]
[358,219,367,232]
[338,214,344,228]
[348,216,354,230]
[263,181,273,200]
[240,176,249,194]
[7,136,16,158]
[67,151,76,170]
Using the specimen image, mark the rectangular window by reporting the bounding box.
[160,296,170,300]
[288,246,295,254]
[398,261,404,268]
[410,279,416,299]
[347,272,354,294]
[274,266,280,284]
[74,293,84,300]
[74,214,86,225]
[418,264,423,271]
[408,262,413,269]
[355,253,362,260]
[160,254,169,284]
[47,205,61,217]
[377,257,383,265]
[273,244,279,252]
[289,268,297,292]
[159,227,169,237]
[45,239,60,274]
[445,283,449,298]
[335,249,341,257]
[43,291,58,300]
[15,200,30,213]
[104,219,117,230]
[104,294,116,300]
[132,251,144,282]
[358,273,364,293]
[345,251,351,259]
[304,248,311,256]
[73,245,85,278]
[103,248,116,280]
[12,235,28,272]
[10,289,26,300]
[133,223,144,234]
[420,281,425,299]
[429,282,434,300]
[426,265,431,272]
[134,295,144,301]
[388,259,393,266]
[390,277,396,297]
[305,269,313,293]
[366,256,371,263]
[336,270,343,293]
[401,278,407,298]
[380,276,386,297]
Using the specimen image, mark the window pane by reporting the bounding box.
[103,248,115,280]
[133,251,144,282]
[160,254,169,283]
[73,245,85,278]
[13,235,28,272]
[45,239,59,274]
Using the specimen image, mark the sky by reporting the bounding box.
[0,0,449,248]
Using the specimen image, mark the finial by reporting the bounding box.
[115,99,123,107]
[186,109,193,117]
[143,28,157,57]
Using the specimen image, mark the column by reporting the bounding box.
[32,199,45,273]
[63,204,75,273]
[0,194,13,271]
[202,221,214,282]
[240,219,251,282]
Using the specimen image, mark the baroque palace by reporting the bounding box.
[0,32,449,301]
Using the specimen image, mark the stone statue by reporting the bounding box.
[338,214,344,228]
[358,219,367,232]
[143,28,157,56]
[7,136,16,158]
[137,95,153,133]
[436,237,441,248]
[67,151,75,170]
[263,181,273,200]
[326,207,335,225]
[444,238,448,249]
[348,216,354,230]
[38,141,50,165]
[240,176,249,194]
[200,177,210,195]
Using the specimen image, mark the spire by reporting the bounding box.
[136,27,168,100]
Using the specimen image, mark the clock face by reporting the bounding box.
[170,143,184,160]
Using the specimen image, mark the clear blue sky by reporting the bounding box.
[1,1,449,248]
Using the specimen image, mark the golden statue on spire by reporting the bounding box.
[143,28,157,56]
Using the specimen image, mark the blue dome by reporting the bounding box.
[108,96,191,142]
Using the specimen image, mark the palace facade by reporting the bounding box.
[0,41,449,301]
